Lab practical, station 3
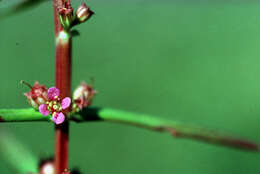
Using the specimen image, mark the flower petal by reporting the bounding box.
[39,104,49,116]
[52,112,65,125]
[61,97,71,109]
[52,115,57,123]
[48,87,60,100]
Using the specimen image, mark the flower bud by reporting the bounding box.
[23,81,48,109]
[72,82,96,112]
[58,0,74,30]
[76,3,94,23]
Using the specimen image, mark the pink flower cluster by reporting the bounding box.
[23,81,96,123]
[39,87,71,125]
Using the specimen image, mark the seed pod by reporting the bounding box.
[76,3,94,23]
[72,82,96,112]
[23,81,48,109]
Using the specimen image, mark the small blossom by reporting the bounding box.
[23,81,48,109]
[39,87,71,125]
[72,82,96,112]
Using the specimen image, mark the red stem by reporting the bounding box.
[53,0,72,173]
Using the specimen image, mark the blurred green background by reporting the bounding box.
[1,0,260,173]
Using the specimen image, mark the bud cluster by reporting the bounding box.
[57,0,94,30]
[58,0,74,30]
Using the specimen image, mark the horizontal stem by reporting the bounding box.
[72,107,259,151]
[0,108,49,122]
[0,108,258,151]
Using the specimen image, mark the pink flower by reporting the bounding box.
[39,87,71,125]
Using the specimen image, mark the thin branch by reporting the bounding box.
[0,108,49,122]
[71,107,259,151]
[0,108,258,151]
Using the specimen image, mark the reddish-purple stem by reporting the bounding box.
[53,0,71,173]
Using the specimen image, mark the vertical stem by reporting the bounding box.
[53,0,72,173]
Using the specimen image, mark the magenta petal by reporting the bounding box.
[39,104,49,116]
[61,97,71,109]
[48,87,60,100]
[52,112,65,125]
[52,114,57,123]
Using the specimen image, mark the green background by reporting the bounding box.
[1,0,260,173]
